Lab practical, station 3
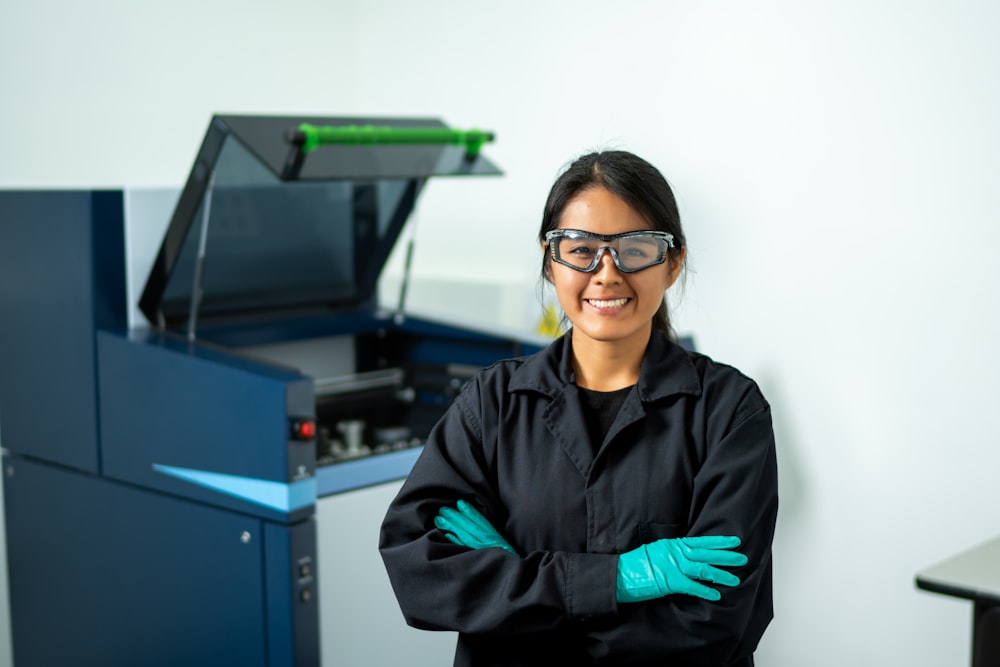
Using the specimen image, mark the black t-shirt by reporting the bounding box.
[578,384,634,452]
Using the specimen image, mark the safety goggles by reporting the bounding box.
[544,229,675,273]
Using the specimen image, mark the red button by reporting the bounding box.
[291,419,316,440]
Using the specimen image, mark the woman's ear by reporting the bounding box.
[665,246,687,288]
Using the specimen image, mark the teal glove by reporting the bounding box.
[434,499,519,556]
[616,535,748,603]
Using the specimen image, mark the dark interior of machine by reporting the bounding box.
[313,326,517,466]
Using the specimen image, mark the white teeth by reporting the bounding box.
[588,298,629,309]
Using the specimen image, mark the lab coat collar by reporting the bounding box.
[507,329,702,402]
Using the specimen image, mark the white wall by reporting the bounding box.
[4,1,1000,665]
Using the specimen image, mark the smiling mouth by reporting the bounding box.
[587,298,630,309]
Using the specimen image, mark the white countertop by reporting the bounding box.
[916,535,1000,603]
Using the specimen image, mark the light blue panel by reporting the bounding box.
[316,447,422,497]
[154,464,316,512]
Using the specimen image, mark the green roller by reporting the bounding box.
[297,124,495,157]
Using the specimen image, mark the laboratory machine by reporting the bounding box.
[0,115,542,666]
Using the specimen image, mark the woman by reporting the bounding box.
[379,150,778,666]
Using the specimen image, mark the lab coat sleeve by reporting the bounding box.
[586,396,778,664]
[378,379,619,635]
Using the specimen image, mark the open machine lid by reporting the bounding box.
[138,114,501,331]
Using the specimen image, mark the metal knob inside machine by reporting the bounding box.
[336,419,367,456]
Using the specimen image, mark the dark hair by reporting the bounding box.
[538,150,687,339]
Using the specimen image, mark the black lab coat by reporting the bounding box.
[379,330,778,666]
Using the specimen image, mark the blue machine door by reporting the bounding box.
[3,455,270,667]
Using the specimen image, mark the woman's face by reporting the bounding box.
[547,186,684,350]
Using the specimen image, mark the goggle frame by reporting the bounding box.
[544,229,676,274]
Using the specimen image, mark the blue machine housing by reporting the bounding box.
[0,115,541,666]
[0,190,126,472]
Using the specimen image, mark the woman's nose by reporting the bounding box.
[592,249,623,284]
